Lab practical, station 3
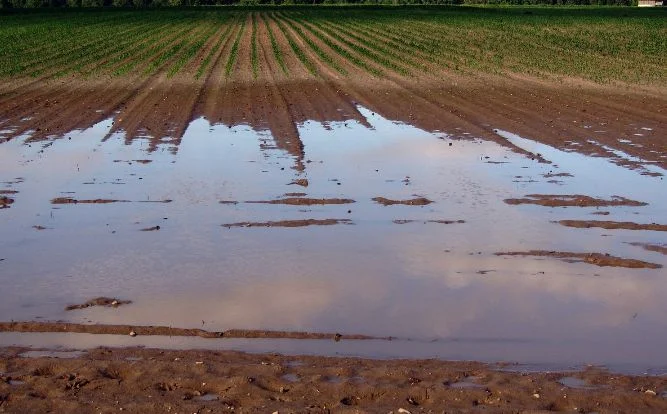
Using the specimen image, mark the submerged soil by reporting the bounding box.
[0,322,375,341]
[245,198,355,206]
[222,219,353,228]
[504,194,648,208]
[496,250,662,269]
[557,220,667,232]
[1,346,666,413]
[373,197,434,206]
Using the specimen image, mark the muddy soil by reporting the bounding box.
[392,219,465,225]
[0,322,374,341]
[627,242,667,255]
[222,219,353,228]
[65,298,132,311]
[496,250,662,269]
[372,197,433,206]
[557,220,667,231]
[50,198,128,205]
[245,197,355,206]
[504,194,648,208]
[1,346,666,413]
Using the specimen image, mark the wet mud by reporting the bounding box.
[496,250,662,269]
[223,219,353,228]
[65,298,132,311]
[627,242,667,256]
[372,196,433,206]
[0,322,374,341]
[504,194,648,208]
[557,220,667,232]
[246,197,355,206]
[1,347,666,413]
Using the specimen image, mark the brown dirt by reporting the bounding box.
[393,219,465,225]
[50,198,128,205]
[0,322,374,341]
[1,346,666,413]
[626,242,667,256]
[504,194,647,208]
[64,298,132,311]
[222,219,352,228]
[373,197,433,206]
[0,197,13,209]
[246,197,355,206]
[495,250,662,269]
[557,220,667,231]
[288,179,308,187]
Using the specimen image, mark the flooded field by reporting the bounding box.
[1,103,665,371]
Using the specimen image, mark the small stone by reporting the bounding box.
[645,389,657,396]
[398,409,412,414]
[129,330,137,337]
[195,361,203,365]
[532,393,540,399]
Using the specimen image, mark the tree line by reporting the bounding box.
[0,0,638,9]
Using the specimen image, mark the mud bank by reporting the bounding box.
[1,346,666,413]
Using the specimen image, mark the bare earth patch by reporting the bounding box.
[64,297,132,311]
[557,220,667,231]
[0,196,14,209]
[504,194,647,208]
[393,219,465,225]
[51,197,128,205]
[373,197,433,206]
[496,250,662,269]
[626,242,667,256]
[0,346,666,413]
[246,197,355,205]
[0,322,373,340]
[223,219,352,228]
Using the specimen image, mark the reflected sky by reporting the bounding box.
[0,107,665,369]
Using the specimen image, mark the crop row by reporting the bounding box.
[0,8,663,85]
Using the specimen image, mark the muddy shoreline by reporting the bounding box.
[1,346,666,413]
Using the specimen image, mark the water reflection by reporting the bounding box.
[0,106,665,369]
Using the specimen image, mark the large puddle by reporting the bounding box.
[1,106,665,370]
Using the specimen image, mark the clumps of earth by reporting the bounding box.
[65,297,132,311]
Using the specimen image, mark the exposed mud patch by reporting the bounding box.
[2,346,666,413]
[393,219,465,225]
[288,179,309,187]
[65,297,132,311]
[626,243,667,256]
[0,322,375,340]
[140,226,161,232]
[246,198,355,206]
[65,296,132,310]
[496,250,661,269]
[504,194,647,208]
[373,197,433,206]
[557,220,667,232]
[51,197,128,205]
[0,190,18,195]
[0,196,14,209]
[223,219,352,228]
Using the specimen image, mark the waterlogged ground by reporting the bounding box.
[1,107,666,371]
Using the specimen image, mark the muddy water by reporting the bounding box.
[0,107,666,370]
